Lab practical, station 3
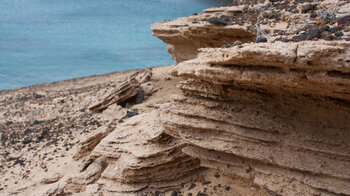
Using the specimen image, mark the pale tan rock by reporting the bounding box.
[74,125,115,160]
[89,69,152,112]
[40,172,62,184]
[151,10,255,63]
[10,181,36,194]
[59,110,202,195]
[161,40,350,195]
[40,182,67,196]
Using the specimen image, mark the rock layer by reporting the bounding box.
[151,6,256,63]
[161,41,350,195]
[25,1,350,195]
[89,69,152,112]
[64,110,202,194]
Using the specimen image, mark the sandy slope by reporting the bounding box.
[1,65,263,196]
[0,66,179,195]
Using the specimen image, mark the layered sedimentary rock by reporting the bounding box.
[89,69,152,112]
[33,1,350,195]
[63,110,202,195]
[151,6,256,63]
[161,41,350,195]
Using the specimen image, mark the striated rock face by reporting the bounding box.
[34,1,350,195]
[64,110,202,194]
[89,69,152,112]
[151,6,256,63]
[161,41,350,195]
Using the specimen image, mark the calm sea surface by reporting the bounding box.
[0,0,231,90]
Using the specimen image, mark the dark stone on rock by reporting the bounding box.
[5,121,13,126]
[188,183,196,190]
[33,93,44,99]
[310,12,318,18]
[0,134,7,142]
[219,15,230,23]
[22,138,31,144]
[276,37,289,42]
[207,17,228,26]
[125,111,138,118]
[225,186,231,191]
[338,15,350,26]
[196,193,208,196]
[323,25,330,31]
[256,37,268,43]
[13,159,24,166]
[79,108,86,112]
[24,129,32,135]
[45,141,55,146]
[301,4,316,13]
[306,28,323,40]
[329,28,338,33]
[38,130,48,139]
[135,90,145,104]
[335,31,344,37]
[32,120,40,125]
[223,44,233,48]
[214,173,220,178]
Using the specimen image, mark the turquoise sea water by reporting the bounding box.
[0,0,231,90]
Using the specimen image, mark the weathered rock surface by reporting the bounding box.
[89,68,152,112]
[63,110,202,194]
[161,41,350,195]
[5,1,350,195]
[151,6,256,63]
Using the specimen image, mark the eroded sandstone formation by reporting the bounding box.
[151,6,256,63]
[63,110,203,195]
[161,41,350,195]
[28,1,350,195]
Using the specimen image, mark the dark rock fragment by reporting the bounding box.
[256,37,268,43]
[39,130,48,138]
[335,31,344,37]
[323,25,330,31]
[276,37,289,42]
[135,90,144,104]
[125,111,138,118]
[301,4,316,13]
[338,15,350,26]
[214,172,220,178]
[219,15,230,23]
[171,191,179,196]
[32,120,40,125]
[188,183,196,190]
[310,12,318,18]
[329,28,338,33]
[5,121,13,126]
[207,17,228,26]
[306,28,323,40]
[22,138,31,144]
[24,129,32,135]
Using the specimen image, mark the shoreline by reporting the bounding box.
[0,65,181,194]
[0,65,171,94]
